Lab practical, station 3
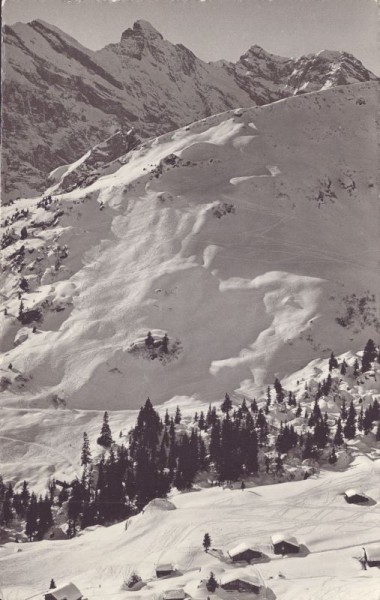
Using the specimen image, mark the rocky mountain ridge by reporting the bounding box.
[2,18,378,201]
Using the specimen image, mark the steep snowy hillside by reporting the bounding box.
[1,82,378,412]
[2,18,377,201]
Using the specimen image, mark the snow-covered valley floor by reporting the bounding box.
[1,454,379,600]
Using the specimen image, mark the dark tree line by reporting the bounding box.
[2,339,378,539]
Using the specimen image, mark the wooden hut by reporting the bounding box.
[163,589,186,600]
[344,489,369,504]
[228,542,262,563]
[220,570,262,594]
[44,582,83,600]
[156,563,175,578]
[363,545,380,567]
[271,533,300,555]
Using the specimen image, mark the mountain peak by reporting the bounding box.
[121,19,163,42]
[134,20,163,38]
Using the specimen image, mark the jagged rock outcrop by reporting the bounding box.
[2,18,377,201]
[47,128,140,194]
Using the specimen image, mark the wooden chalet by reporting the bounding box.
[228,542,262,563]
[220,570,262,594]
[156,563,175,578]
[271,533,300,555]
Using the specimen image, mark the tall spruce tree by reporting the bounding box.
[274,378,285,403]
[221,393,232,414]
[329,352,338,372]
[25,493,38,541]
[97,411,113,448]
[362,339,377,372]
[334,418,344,446]
[343,401,357,439]
[81,432,92,466]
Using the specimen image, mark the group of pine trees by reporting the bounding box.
[0,478,57,541]
[1,339,379,540]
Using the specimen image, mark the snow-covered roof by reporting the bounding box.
[345,489,365,498]
[228,542,259,557]
[220,569,261,587]
[271,533,299,547]
[365,545,380,562]
[47,582,82,600]
[163,589,186,600]
[156,563,174,571]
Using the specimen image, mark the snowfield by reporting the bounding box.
[1,82,378,411]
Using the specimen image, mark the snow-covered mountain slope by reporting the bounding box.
[2,18,377,201]
[1,453,379,600]
[1,82,378,411]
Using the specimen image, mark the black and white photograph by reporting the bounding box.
[0,0,379,598]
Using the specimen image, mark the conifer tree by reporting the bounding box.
[362,339,377,372]
[161,333,169,353]
[340,399,348,421]
[25,493,38,541]
[241,398,248,413]
[353,359,360,378]
[340,360,347,375]
[328,446,337,464]
[81,432,92,466]
[174,406,182,424]
[1,497,13,524]
[97,411,113,448]
[206,572,218,592]
[334,418,344,446]
[274,454,284,476]
[144,331,154,348]
[198,411,206,430]
[221,393,232,414]
[256,409,268,445]
[20,480,30,516]
[302,433,316,460]
[245,427,259,474]
[357,406,364,432]
[49,579,56,589]
[37,495,54,539]
[209,420,221,465]
[343,401,357,439]
[321,373,332,396]
[329,352,338,372]
[274,378,285,403]
[362,407,374,435]
[203,532,211,552]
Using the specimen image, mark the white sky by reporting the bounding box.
[3,0,379,73]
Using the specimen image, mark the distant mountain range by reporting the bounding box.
[2,18,378,201]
